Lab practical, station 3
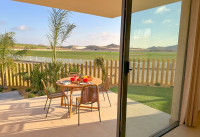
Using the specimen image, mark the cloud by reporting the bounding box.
[86,32,120,45]
[133,28,151,40]
[95,26,100,29]
[0,21,5,25]
[12,25,31,31]
[163,19,172,23]
[66,32,120,46]
[143,19,154,24]
[155,6,170,14]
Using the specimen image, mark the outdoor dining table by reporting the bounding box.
[56,77,102,118]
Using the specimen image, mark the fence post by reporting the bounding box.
[81,64,83,75]
[7,66,11,86]
[151,59,155,84]
[69,63,71,72]
[93,61,96,77]
[23,63,27,87]
[165,59,170,85]
[1,65,3,85]
[141,58,145,84]
[18,63,22,87]
[114,60,117,84]
[65,63,68,76]
[5,67,7,87]
[11,67,15,87]
[110,60,113,84]
[170,59,175,86]
[77,64,80,76]
[26,63,30,87]
[161,59,165,85]
[146,58,150,84]
[137,58,140,84]
[89,61,92,76]
[15,63,18,87]
[85,62,88,75]
[128,59,131,84]
[156,59,160,83]
[106,60,108,77]
[29,63,33,87]
[132,58,136,84]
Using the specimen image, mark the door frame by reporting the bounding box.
[116,0,192,137]
[116,0,132,137]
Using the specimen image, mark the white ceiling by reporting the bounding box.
[13,0,181,18]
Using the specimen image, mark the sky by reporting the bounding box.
[0,0,181,48]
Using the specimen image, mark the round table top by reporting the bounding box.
[56,77,102,88]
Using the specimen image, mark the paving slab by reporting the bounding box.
[0,91,23,102]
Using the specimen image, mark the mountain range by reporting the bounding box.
[147,45,177,51]
[14,43,178,51]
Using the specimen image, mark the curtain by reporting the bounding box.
[180,0,200,127]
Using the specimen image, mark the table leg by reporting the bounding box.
[61,87,65,106]
[69,88,73,118]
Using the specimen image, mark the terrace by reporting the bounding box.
[1,0,200,136]
[0,91,170,137]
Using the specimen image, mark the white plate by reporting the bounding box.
[79,83,87,85]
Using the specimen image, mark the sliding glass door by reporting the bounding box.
[126,1,182,137]
[117,0,190,136]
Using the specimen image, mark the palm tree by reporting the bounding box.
[47,8,76,62]
[0,32,27,89]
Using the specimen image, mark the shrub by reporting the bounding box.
[38,91,45,96]
[11,88,17,91]
[94,57,106,81]
[46,86,56,93]
[45,62,66,88]
[28,93,35,98]
[0,89,3,92]
[25,88,31,92]
[31,90,39,94]
[0,86,3,89]
[20,64,46,91]
[154,83,161,86]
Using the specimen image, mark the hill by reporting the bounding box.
[14,43,48,49]
[147,45,177,51]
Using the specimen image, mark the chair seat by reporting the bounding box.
[98,86,107,92]
[49,91,68,99]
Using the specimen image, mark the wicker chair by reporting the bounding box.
[76,84,101,126]
[41,80,69,118]
[98,76,111,107]
[67,72,79,77]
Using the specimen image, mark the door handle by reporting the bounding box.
[124,61,130,74]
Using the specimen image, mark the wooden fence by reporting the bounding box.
[0,58,176,88]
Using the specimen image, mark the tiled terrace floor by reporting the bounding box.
[0,91,170,137]
[163,112,200,137]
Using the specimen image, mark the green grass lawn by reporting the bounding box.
[110,85,173,114]
[22,50,176,60]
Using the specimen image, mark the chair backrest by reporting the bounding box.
[41,80,50,98]
[68,72,79,77]
[103,76,110,91]
[80,84,99,104]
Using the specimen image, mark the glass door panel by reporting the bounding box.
[125,1,182,137]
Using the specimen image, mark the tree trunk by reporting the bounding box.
[53,47,56,62]
[3,72,7,89]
